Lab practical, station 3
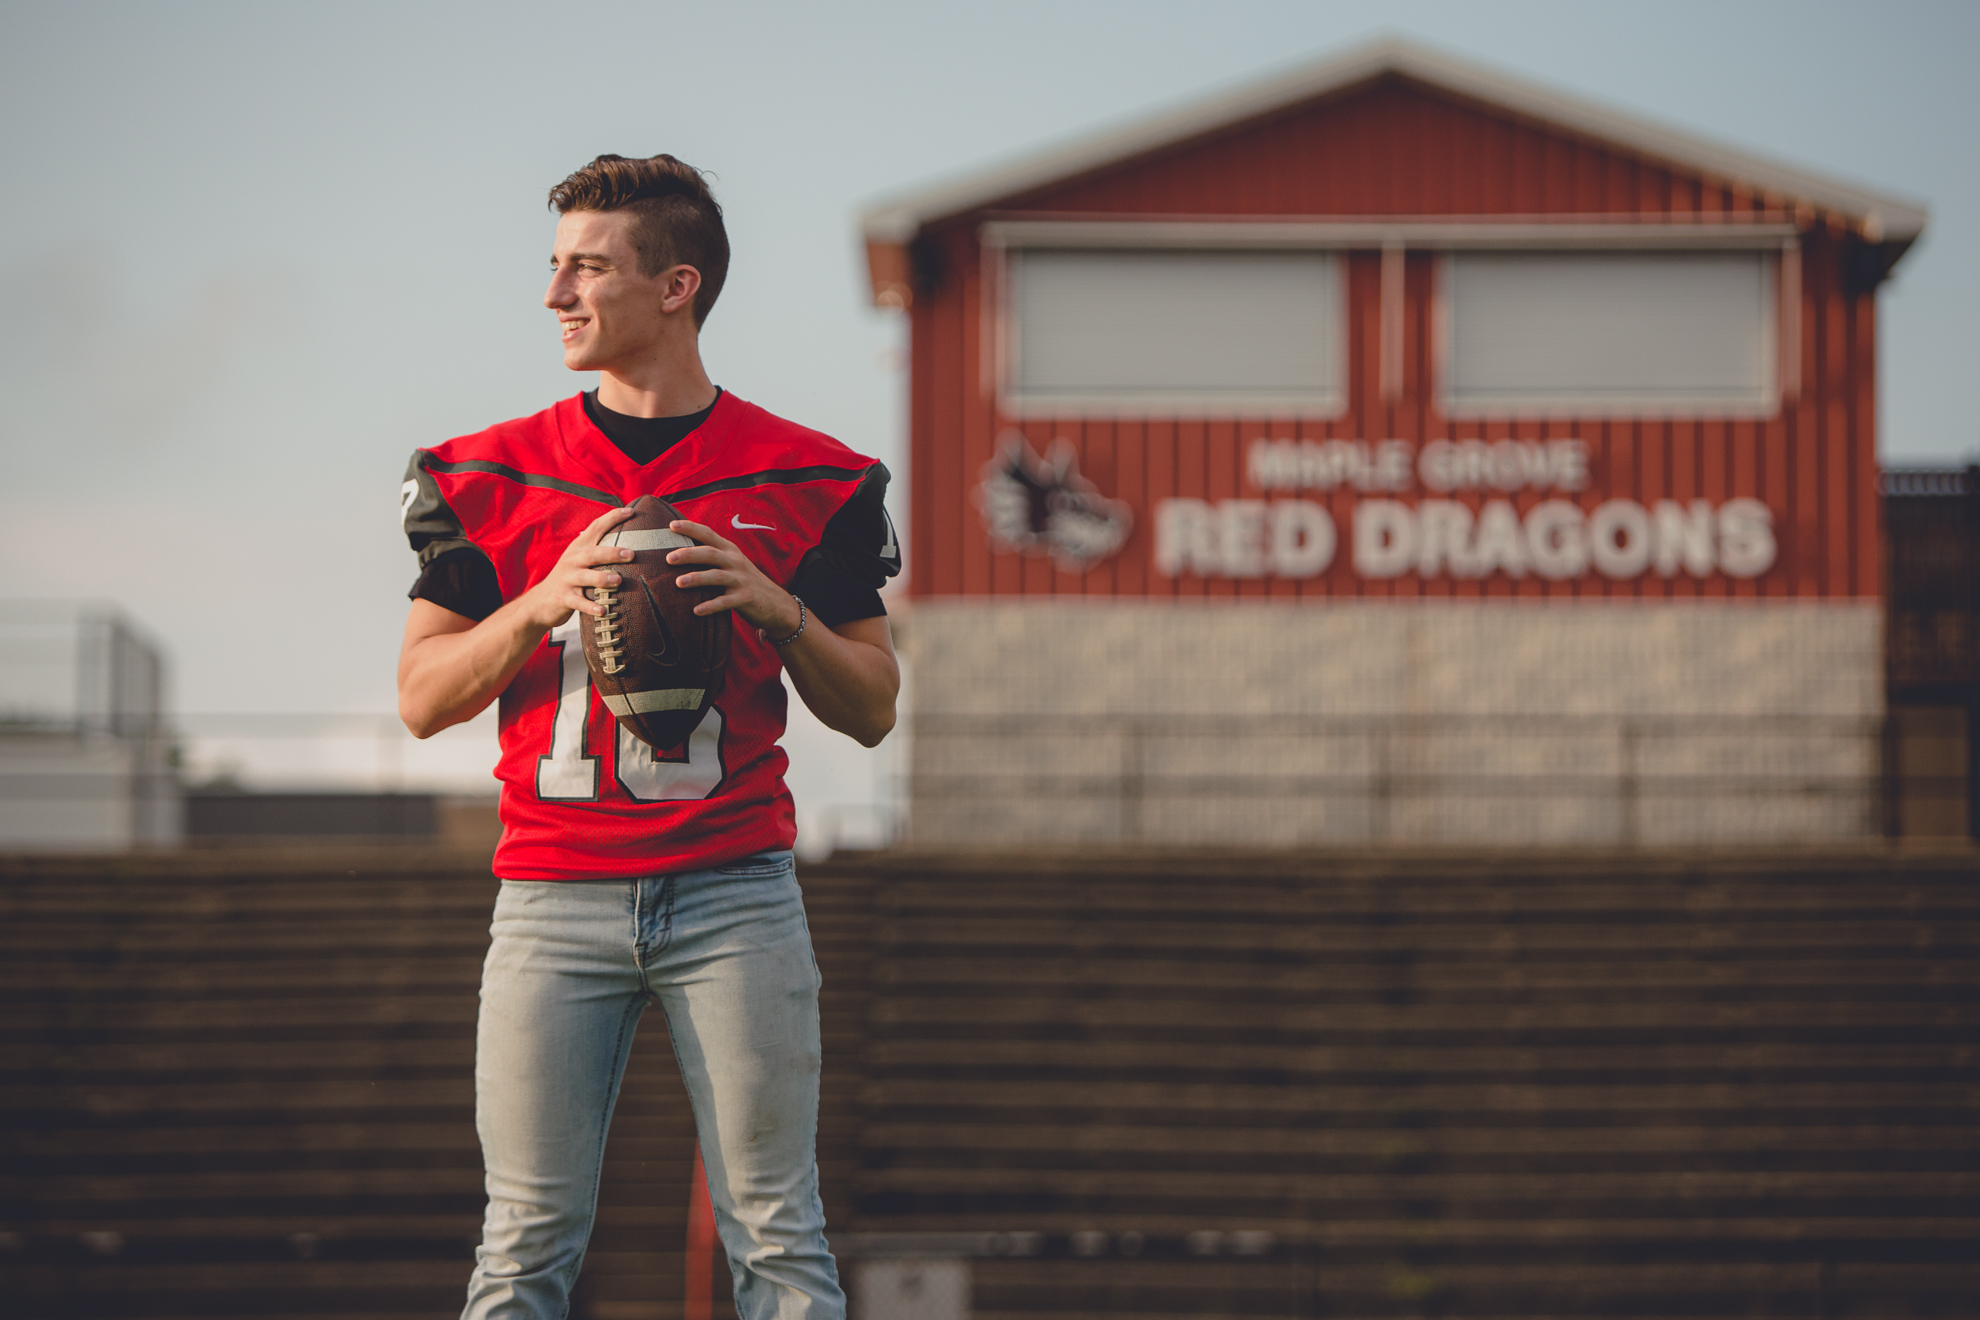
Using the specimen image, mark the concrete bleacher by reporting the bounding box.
[2,846,1974,1318]
[0,847,868,1320]
[844,850,1979,1317]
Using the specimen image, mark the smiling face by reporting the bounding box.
[543,209,700,375]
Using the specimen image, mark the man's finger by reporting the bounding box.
[576,505,638,546]
[671,519,735,552]
[692,593,742,616]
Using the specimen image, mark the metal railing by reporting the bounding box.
[1880,465,1975,497]
[0,709,1961,849]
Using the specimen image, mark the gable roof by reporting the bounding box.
[861,37,1928,247]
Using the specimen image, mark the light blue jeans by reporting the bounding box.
[461,851,844,1319]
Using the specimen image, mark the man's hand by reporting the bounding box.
[397,506,635,738]
[663,519,804,638]
[664,518,899,747]
[515,506,639,630]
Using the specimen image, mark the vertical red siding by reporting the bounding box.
[1852,296,1881,599]
[1728,417,1759,600]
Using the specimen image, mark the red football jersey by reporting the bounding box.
[400,391,895,879]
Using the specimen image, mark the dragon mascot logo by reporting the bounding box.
[974,432,1133,573]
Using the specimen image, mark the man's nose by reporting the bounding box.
[544,270,575,309]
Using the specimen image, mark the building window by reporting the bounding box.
[1443,251,1777,416]
[1005,248,1344,416]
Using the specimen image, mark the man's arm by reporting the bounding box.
[397,506,635,738]
[773,614,899,748]
[666,520,899,747]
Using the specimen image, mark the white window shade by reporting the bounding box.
[1008,248,1342,415]
[1444,251,1776,415]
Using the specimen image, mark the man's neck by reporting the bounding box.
[595,356,719,419]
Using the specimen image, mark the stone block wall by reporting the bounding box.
[900,601,1883,847]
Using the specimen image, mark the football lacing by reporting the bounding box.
[592,586,625,674]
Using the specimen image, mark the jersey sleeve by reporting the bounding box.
[401,450,502,621]
[787,463,902,626]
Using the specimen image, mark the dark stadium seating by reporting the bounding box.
[0,850,719,1320]
[843,850,1980,1318]
[2,847,1975,1318]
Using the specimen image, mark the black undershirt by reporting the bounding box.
[582,388,720,465]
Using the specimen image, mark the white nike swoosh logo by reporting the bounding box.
[731,515,776,531]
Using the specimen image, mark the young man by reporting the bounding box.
[397,153,897,1320]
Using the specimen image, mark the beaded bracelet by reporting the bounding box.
[764,596,807,647]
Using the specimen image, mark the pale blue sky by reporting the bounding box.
[1,0,1972,748]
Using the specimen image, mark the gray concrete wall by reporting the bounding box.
[900,601,1883,847]
[0,732,182,850]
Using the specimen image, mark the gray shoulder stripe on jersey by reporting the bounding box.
[665,464,870,505]
[419,455,622,506]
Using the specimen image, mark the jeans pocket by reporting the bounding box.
[712,850,794,879]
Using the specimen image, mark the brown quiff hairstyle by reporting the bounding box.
[549,154,729,327]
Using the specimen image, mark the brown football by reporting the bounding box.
[581,495,730,750]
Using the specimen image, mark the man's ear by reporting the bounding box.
[660,265,702,317]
